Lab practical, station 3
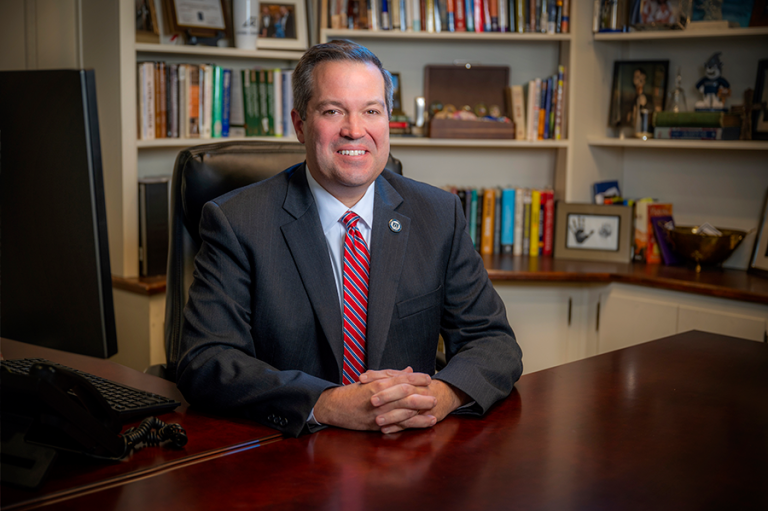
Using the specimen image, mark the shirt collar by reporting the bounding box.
[305,166,375,234]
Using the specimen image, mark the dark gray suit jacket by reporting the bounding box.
[177,163,522,437]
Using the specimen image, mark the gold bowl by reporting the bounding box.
[665,226,747,272]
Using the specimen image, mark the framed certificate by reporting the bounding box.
[164,0,230,38]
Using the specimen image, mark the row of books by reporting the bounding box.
[327,0,570,33]
[651,111,742,141]
[447,187,556,257]
[137,62,295,141]
[634,200,675,265]
[505,65,567,141]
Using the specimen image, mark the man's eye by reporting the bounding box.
[324,109,340,115]
[366,109,380,115]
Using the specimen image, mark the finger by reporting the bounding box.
[381,414,437,435]
[359,366,413,383]
[372,388,436,410]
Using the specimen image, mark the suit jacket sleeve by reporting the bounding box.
[176,200,337,437]
[433,194,523,414]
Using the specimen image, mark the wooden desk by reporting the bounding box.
[25,331,768,510]
[0,339,282,511]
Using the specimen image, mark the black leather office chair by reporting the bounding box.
[156,140,402,382]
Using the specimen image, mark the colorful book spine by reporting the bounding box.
[469,189,479,248]
[501,188,515,253]
[513,187,524,256]
[455,0,466,30]
[221,68,231,138]
[515,0,525,32]
[465,0,474,31]
[474,0,484,31]
[155,62,166,139]
[480,188,496,255]
[647,203,673,264]
[178,64,188,138]
[561,0,569,32]
[512,84,526,140]
[529,189,541,256]
[542,190,554,256]
[522,189,532,255]
[188,65,200,138]
[211,66,223,138]
[633,199,652,262]
[273,68,283,137]
[554,65,565,140]
[494,188,502,254]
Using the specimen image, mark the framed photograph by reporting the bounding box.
[390,72,403,115]
[136,0,160,43]
[630,0,690,30]
[164,0,229,37]
[752,59,768,141]
[554,202,633,263]
[749,187,768,276]
[256,0,309,51]
[608,60,669,128]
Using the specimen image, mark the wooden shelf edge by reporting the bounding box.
[112,275,167,296]
[321,28,571,42]
[390,137,568,148]
[135,43,303,60]
[138,136,301,149]
[587,137,768,151]
[594,26,768,41]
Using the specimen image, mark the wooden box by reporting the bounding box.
[424,64,514,140]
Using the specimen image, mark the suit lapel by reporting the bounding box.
[367,174,409,370]
[280,165,344,369]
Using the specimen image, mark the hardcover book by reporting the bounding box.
[650,215,682,266]
[646,203,673,264]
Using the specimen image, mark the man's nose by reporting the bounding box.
[340,115,365,139]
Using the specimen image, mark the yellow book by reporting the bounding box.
[529,190,541,257]
[480,189,496,255]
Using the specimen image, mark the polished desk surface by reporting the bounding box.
[9,331,767,511]
[0,339,281,510]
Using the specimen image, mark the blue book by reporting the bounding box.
[500,188,515,253]
[465,0,475,31]
[469,189,478,248]
[593,180,621,204]
[221,69,231,138]
[543,77,553,140]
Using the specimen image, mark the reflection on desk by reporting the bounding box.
[11,331,766,510]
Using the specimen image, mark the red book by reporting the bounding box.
[646,203,673,264]
[474,0,484,32]
[542,190,555,256]
[455,0,466,31]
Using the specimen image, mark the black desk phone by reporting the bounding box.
[1,361,186,489]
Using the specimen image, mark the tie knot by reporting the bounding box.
[341,211,361,231]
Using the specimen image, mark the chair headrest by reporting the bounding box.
[173,140,403,244]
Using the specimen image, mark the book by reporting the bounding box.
[463,187,472,235]
[537,78,547,140]
[633,199,653,262]
[155,62,166,139]
[200,64,213,139]
[498,0,507,32]
[455,0,466,30]
[211,66,223,138]
[511,84,525,140]
[137,62,155,140]
[646,203,673,264]
[529,189,540,256]
[500,188,515,253]
[650,215,683,266]
[168,64,179,138]
[494,188,502,254]
[259,70,271,136]
[541,189,554,256]
[469,188,478,248]
[230,69,245,129]
[282,69,295,137]
[187,64,201,138]
[542,76,552,140]
[221,68,232,138]
[474,0,484,31]
[513,187,524,256]
[653,127,740,140]
[178,64,188,138]
[522,189,532,255]
[480,188,496,255]
[273,68,283,137]
[515,0,525,32]
[243,69,259,137]
[652,111,741,128]
[561,0,569,32]
[554,65,564,140]
[475,188,484,248]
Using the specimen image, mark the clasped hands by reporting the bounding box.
[313,367,468,434]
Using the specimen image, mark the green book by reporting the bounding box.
[243,70,259,136]
[469,189,478,249]
[211,66,223,138]
[264,69,275,136]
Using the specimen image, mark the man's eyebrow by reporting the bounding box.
[314,99,386,110]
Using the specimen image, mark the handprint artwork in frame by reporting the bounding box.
[554,202,633,263]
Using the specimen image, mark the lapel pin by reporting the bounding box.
[388,219,402,233]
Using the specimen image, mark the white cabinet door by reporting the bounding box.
[678,301,768,342]
[597,285,679,354]
[494,283,583,374]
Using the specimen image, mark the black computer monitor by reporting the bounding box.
[0,69,117,358]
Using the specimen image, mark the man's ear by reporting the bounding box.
[291,109,305,143]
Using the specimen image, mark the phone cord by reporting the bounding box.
[121,416,188,457]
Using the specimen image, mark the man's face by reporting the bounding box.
[633,70,646,90]
[292,61,390,207]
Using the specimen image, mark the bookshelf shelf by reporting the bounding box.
[587,137,768,150]
[137,136,301,149]
[321,28,571,42]
[593,26,768,41]
[134,43,304,61]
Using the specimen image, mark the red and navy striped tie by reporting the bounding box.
[340,211,369,385]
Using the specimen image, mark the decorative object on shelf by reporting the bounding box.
[691,0,756,27]
[163,0,230,46]
[598,0,629,32]
[751,59,768,140]
[233,0,260,50]
[608,60,669,131]
[666,224,747,272]
[749,187,768,276]
[256,0,309,50]
[593,180,621,204]
[695,52,730,111]
[554,202,633,263]
[666,66,688,112]
[136,0,160,43]
[390,72,403,115]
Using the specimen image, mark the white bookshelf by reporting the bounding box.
[587,137,768,151]
[593,26,768,41]
[323,28,572,41]
[135,42,304,60]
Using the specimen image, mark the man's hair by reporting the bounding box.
[292,39,393,120]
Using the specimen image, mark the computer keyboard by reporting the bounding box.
[1,358,181,423]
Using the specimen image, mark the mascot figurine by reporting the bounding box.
[695,52,730,111]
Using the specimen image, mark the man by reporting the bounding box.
[278,5,295,39]
[177,40,522,437]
